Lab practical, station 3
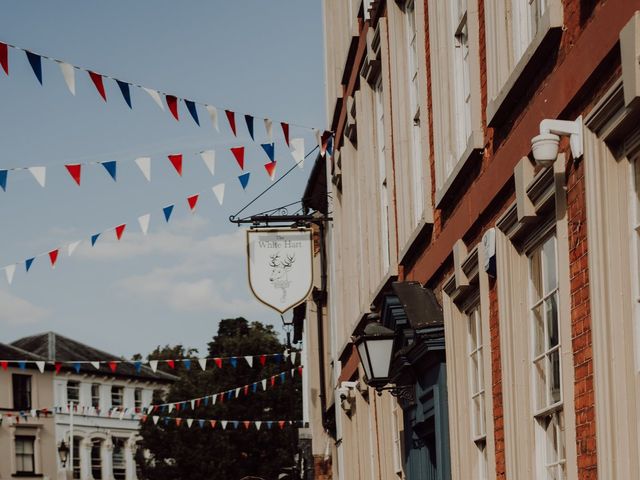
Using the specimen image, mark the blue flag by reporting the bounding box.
[185,100,200,126]
[231,421,239,430]
[198,419,205,429]
[91,233,100,246]
[25,51,42,84]
[183,359,191,370]
[238,172,250,190]
[245,114,254,140]
[134,361,142,373]
[230,357,237,368]
[101,161,117,181]
[0,170,7,191]
[25,258,34,272]
[115,80,132,108]
[73,363,81,373]
[163,205,174,222]
[274,353,283,364]
[261,143,275,162]
[18,361,26,369]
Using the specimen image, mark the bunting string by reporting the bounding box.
[0,40,329,137]
[0,351,300,374]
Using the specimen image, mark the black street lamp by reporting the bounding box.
[353,316,413,400]
[58,440,70,468]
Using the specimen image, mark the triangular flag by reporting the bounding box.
[245,115,254,140]
[138,214,150,235]
[101,161,117,181]
[266,421,273,430]
[235,387,241,397]
[115,224,126,240]
[166,359,175,369]
[298,366,303,376]
[35,361,45,373]
[4,265,15,285]
[149,360,158,372]
[259,355,267,366]
[25,51,42,84]
[281,122,290,146]
[214,358,222,369]
[230,147,245,169]
[58,62,75,95]
[290,138,305,168]
[291,352,297,364]
[91,233,100,247]
[88,71,107,101]
[91,361,100,370]
[166,95,179,120]
[183,359,191,370]
[134,361,142,373]
[135,157,151,182]
[73,362,81,373]
[168,154,183,176]
[212,184,225,205]
[315,129,322,149]
[243,421,251,430]
[210,420,217,428]
[198,419,205,429]
[16,361,25,370]
[0,170,6,191]
[244,356,253,368]
[274,353,283,364]
[261,143,275,162]
[187,418,194,428]
[200,150,215,176]
[264,118,273,140]
[25,258,34,272]
[108,362,117,373]
[0,42,7,75]
[116,80,132,108]
[229,357,237,368]
[0,361,7,371]
[175,418,182,427]
[255,421,262,430]
[54,362,62,374]
[187,194,199,212]
[261,379,267,391]
[168,404,175,413]
[252,383,258,393]
[238,172,250,190]
[67,241,81,257]
[271,376,276,387]
[143,88,164,110]
[221,420,228,430]
[211,394,217,405]
[185,100,200,126]
[264,161,277,181]
[225,110,237,136]
[163,205,174,222]
[198,358,207,371]
[29,167,46,187]
[65,164,82,186]
[243,385,249,396]
[48,250,59,267]
[206,105,219,132]
[152,416,159,425]
[278,420,286,430]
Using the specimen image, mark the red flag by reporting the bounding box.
[196,399,201,408]
[270,376,276,387]
[0,42,8,75]
[108,361,117,373]
[167,359,175,369]
[115,224,126,240]
[55,362,62,374]
[218,393,224,404]
[187,194,199,211]
[168,154,183,176]
[243,385,249,396]
[88,71,107,101]
[141,415,148,423]
[210,420,217,428]
[65,164,82,186]
[278,420,286,430]
[225,110,237,136]
[175,402,181,411]
[243,421,251,430]
[298,366,303,376]
[0,361,7,371]
[281,122,290,146]
[214,358,222,369]
[175,418,182,427]
[166,95,179,120]
[321,131,332,156]
[49,250,59,267]
[230,147,244,170]
[259,355,267,366]
[264,161,277,180]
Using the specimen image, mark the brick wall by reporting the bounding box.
[488,277,506,479]
[313,455,332,480]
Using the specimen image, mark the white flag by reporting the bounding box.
[67,241,81,256]
[315,129,322,148]
[290,138,305,168]
[91,361,100,370]
[138,214,151,235]
[4,265,15,285]
[291,352,297,365]
[152,416,159,425]
[264,118,273,140]
[58,62,76,95]
[211,394,217,405]
[206,105,219,132]
[190,400,195,410]
[168,404,175,413]
[35,361,45,373]
[186,418,193,428]
[244,356,253,368]
[149,360,158,372]
[235,388,241,398]
[221,420,228,430]
[255,421,262,430]
[29,167,46,187]
[135,157,151,182]
[212,183,225,205]
[261,379,267,391]
[198,358,207,371]
[200,150,215,176]
[143,88,165,110]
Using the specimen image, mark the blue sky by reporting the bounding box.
[0,1,325,357]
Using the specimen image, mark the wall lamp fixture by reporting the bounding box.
[531,116,583,167]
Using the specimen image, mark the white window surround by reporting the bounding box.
[443,243,495,480]
[10,426,43,476]
[484,0,563,125]
[428,0,484,207]
[495,158,577,479]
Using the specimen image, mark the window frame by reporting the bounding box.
[112,437,127,480]
[134,388,143,409]
[15,435,36,475]
[91,439,103,480]
[91,383,100,409]
[67,380,80,404]
[111,386,124,408]
[12,374,32,411]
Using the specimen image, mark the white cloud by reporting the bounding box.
[0,290,49,326]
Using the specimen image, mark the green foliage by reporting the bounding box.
[138,318,301,480]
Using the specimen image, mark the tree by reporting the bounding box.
[138,318,302,480]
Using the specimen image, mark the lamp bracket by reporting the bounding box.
[375,384,415,402]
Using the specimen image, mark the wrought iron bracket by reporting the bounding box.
[229,202,332,228]
[375,384,415,402]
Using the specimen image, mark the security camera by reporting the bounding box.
[337,382,358,413]
[531,116,583,167]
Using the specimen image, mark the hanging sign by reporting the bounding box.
[247,228,313,313]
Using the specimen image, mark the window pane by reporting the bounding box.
[92,440,103,479]
[530,249,543,302]
[546,294,559,348]
[550,349,561,404]
[534,357,546,410]
[533,304,545,356]
[543,236,557,293]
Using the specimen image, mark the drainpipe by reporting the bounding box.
[314,218,329,431]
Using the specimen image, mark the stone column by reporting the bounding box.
[124,435,137,480]
[102,438,113,480]
[80,438,92,480]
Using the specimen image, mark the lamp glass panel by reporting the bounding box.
[366,337,394,380]
[356,341,373,381]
